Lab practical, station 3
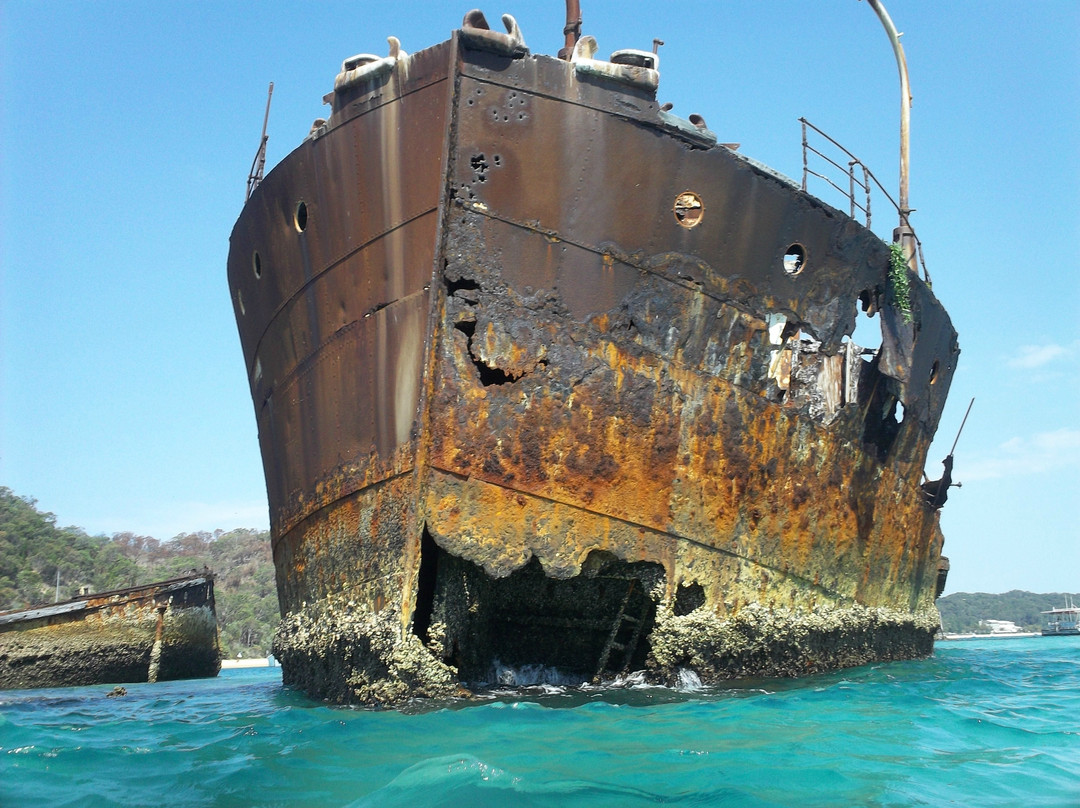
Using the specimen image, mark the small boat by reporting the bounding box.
[0,573,221,690]
[1041,597,1080,636]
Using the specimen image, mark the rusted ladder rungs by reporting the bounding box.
[594,581,647,680]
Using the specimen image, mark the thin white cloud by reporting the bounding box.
[962,428,1080,482]
[1006,343,1067,369]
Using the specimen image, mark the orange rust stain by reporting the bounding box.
[423,305,941,611]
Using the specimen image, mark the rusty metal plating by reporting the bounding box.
[228,10,958,703]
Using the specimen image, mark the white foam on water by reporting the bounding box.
[486,660,582,688]
[675,667,703,691]
[608,670,649,689]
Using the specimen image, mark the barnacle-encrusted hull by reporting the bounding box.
[228,26,957,704]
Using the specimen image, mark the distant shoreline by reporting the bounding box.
[938,632,1041,641]
[221,658,278,669]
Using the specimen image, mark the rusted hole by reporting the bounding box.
[673,583,705,616]
[476,362,516,386]
[470,153,489,183]
[252,251,262,279]
[929,360,940,385]
[849,298,882,357]
[445,276,480,296]
[861,374,902,459]
[673,191,704,228]
[426,553,663,684]
[782,244,806,275]
[453,321,517,386]
[294,200,308,232]
[412,526,440,646]
[858,288,876,313]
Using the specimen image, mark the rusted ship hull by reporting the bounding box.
[0,574,220,690]
[228,19,957,704]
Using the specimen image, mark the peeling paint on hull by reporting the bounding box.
[228,24,958,705]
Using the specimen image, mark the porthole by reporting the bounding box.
[252,251,263,279]
[294,200,308,232]
[783,244,806,276]
[673,191,704,229]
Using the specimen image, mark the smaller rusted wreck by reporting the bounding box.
[0,573,220,690]
[228,4,959,705]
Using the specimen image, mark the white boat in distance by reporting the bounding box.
[1041,596,1079,636]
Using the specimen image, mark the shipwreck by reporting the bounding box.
[0,573,221,690]
[227,2,958,704]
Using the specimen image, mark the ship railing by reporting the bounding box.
[799,117,931,285]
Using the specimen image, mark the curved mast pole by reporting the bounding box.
[558,0,582,60]
[864,0,915,267]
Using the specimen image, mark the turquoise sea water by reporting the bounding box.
[2,636,1077,807]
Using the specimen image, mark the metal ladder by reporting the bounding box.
[593,580,648,680]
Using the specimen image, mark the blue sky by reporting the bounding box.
[2,1,1077,595]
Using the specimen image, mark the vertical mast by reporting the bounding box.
[864,0,916,269]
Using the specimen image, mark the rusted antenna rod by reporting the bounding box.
[558,0,582,60]
[246,82,274,202]
[862,0,916,267]
[948,397,975,457]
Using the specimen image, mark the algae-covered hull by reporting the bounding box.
[228,13,958,704]
[0,574,220,690]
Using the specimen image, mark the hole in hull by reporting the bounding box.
[419,545,664,684]
[453,320,522,386]
[412,526,440,645]
[859,356,903,459]
[673,583,705,616]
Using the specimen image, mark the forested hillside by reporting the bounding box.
[937,590,1078,633]
[0,488,277,656]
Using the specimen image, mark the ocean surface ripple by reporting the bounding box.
[2,637,1077,806]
